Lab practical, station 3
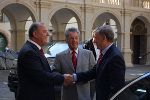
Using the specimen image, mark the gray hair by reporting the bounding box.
[95,25,114,42]
[29,22,44,38]
[65,27,80,41]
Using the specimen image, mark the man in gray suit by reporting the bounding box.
[53,27,96,100]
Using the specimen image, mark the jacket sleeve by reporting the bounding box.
[108,55,126,96]
[77,64,96,83]
[18,51,64,86]
[53,54,62,73]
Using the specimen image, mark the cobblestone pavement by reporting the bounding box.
[0,70,15,100]
[125,64,150,81]
[0,65,150,100]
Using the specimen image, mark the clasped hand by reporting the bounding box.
[63,74,74,86]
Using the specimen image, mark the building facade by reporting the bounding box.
[0,0,150,66]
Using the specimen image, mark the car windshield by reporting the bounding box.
[46,42,83,58]
[47,43,69,58]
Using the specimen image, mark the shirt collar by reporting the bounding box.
[69,48,78,54]
[101,43,113,56]
[28,39,41,50]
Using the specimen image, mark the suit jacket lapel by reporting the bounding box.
[26,41,50,71]
[96,44,115,73]
[76,48,82,72]
[64,49,75,71]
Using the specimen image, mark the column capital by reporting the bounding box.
[33,0,51,8]
[9,29,26,33]
[120,10,131,16]
[120,32,132,35]
[121,48,132,53]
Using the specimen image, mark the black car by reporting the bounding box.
[110,72,150,100]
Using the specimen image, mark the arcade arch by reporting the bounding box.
[130,16,149,64]
[92,12,121,49]
[1,3,36,51]
[49,8,82,41]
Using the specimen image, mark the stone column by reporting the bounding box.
[80,4,94,41]
[121,10,132,67]
[84,6,94,41]
[121,32,132,67]
[10,29,26,51]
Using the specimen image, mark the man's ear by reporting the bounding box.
[33,31,37,38]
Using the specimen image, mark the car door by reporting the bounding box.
[110,72,150,100]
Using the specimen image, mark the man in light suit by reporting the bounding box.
[71,25,126,100]
[53,27,96,100]
[17,22,71,100]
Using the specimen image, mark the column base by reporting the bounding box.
[121,48,133,67]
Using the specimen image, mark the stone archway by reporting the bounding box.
[1,3,36,51]
[130,18,147,64]
[50,8,82,41]
[92,12,121,49]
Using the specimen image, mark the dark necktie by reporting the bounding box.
[72,50,77,70]
[98,50,103,64]
[40,48,44,56]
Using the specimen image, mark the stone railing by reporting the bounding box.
[93,0,150,9]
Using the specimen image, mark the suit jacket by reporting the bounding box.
[16,41,64,100]
[54,48,96,100]
[84,39,96,60]
[77,44,126,100]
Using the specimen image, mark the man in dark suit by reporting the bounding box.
[84,38,96,60]
[72,25,126,100]
[17,22,71,100]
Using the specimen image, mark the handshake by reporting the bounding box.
[63,74,75,86]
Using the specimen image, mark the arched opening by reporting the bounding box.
[0,33,7,51]
[65,17,78,29]
[50,8,81,41]
[2,3,35,51]
[130,18,147,64]
[0,13,11,48]
[93,12,121,49]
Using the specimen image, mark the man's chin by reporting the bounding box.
[42,41,49,46]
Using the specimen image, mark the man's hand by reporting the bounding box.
[63,74,73,86]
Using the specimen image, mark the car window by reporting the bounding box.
[48,43,68,57]
[47,42,83,58]
[112,74,150,100]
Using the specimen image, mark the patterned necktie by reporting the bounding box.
[40,48,44,56]
[72,50,77,70]
[98,50,103,64]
